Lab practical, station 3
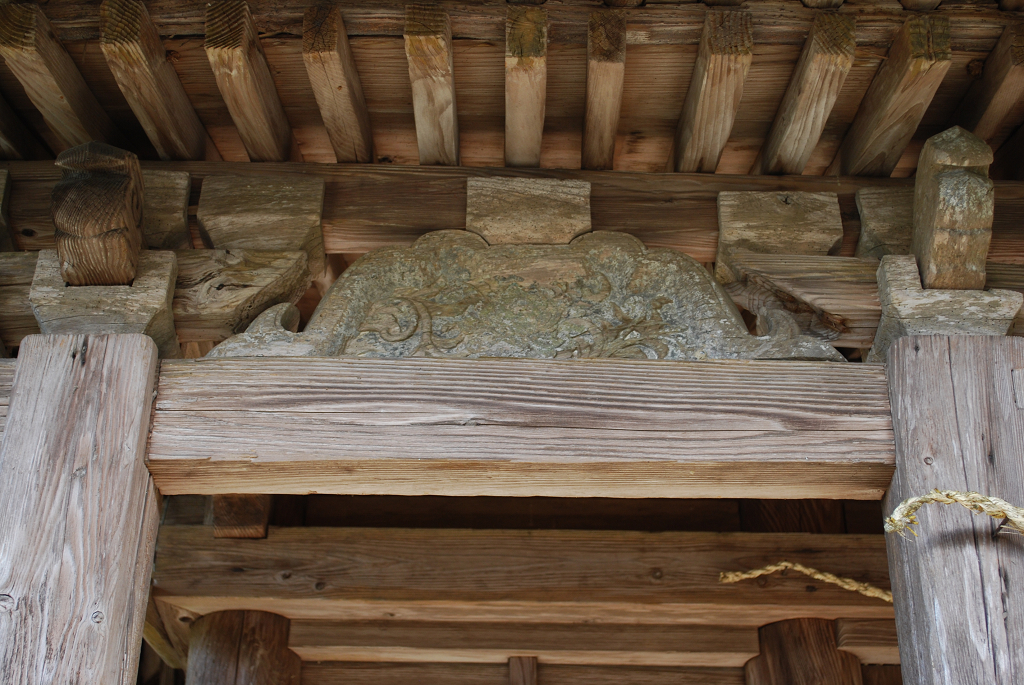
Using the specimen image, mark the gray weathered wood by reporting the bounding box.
[405,5,458,166]
[0,251,39,351]
[187,610,300,685]
[885,336,1024,684]
[0,334,159,685]
[582,10,626,172]
[855,187,914,261]
[142,169,191,250]
[505,7,547,168]
[465,177,590,245]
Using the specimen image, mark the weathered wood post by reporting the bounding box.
[885,335,1024,684]
[0,334,160,684]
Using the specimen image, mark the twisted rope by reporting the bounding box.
[885,489,1024,537]
[718,560,892,603]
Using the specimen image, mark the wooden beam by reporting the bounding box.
[0,251,38,351]
[405,5,458,166]
[884,336,1024,685]
[212,493,273,539]
[505,7,547,168]
[509,657,537,685]
[99,0,208,161]
[752,13,854,176]
[827,16,951,177]
[0,334,159,684]
[205,0,293,162]
[465,177,590,244]
[302,5,373,164]
[186,610,300,685]
[672,11,752,173]
[835,619,900,665]
[152,526,894,625]
[862,665,903,685]
[952,23,1024,151]
[0,3,117,150]
[745,619,862,685]
[582,10,626,171]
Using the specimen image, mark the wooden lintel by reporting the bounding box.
[505,6,547,168]
[405,5,459,166]
[582,10,626,171]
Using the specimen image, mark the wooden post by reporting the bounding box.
[582,10,626,171]
[508,656,537,685]
[186,610,300,685]
[405,4,459,166]
[0,334,160,684]
[885,336,1024,684]
[505,6,547,168]
[745,619,862,684]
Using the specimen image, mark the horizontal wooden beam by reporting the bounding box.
[152,526,894,625]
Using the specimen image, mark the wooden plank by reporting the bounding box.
[672,11,752,173]
[953,22,1024,151]
[303,5,373,164]
[835,619,900,665]
[405,5,458,166]
[100,0,208,161]
[884,336,1024,684]
[505,7,546,168]
[827,16,951,177]
[206,0,293,162]
[0,3,117,151]
[745,619,861,685]
[582,10,625,171]
[510,657,537,685]
[186,610,300,685]
[151,526,895,625]
[146,356,894,498]
[753,14,854,176]
[288,620,758,667]
[0,334,159,685]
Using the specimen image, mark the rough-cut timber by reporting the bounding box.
[0,4,117,150]
[186,610,301,685]
[51,142,143,286]
[146,356,893,497]
[100,0,208,161]
[835,619,900,665]
[405,5,458,166]
[885,336,1024,685]
[505,7,547,168]
[213,493,273,539]
[745,619,862,685]
[141,169,190,250]
[465,177,590,244]
[0,251,38,351]
[827,16,951,177]
[582,10,626,172]
[302,5,372,164]
[952,23,1024,151]
[753,14,854,176]
[0,334,159,685]
[912,126,994,290]
[673,11,752,174]
[205,0,293,162]
[152,526,895,625]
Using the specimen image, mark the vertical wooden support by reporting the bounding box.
[952,23,1024,150]
[505,6,547,168]
[405,5,459,166]
[213,493,273,538]
[885,336,1024,685]
[508,656,538,685]
[303,5,373,164]
[582,10,626,171]
[753,13,854,175]
[186,610,301,685]
[205,0,293,162]
[673,10,753,173]
[744,619,862,684]
[827,16,950,177]
[100,0,208,161]
[0,3,117,150]
[0,334,160,684]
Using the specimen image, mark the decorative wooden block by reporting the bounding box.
[465,177,591,245]
[197,175,326,277]
[30,249,181,359]
[142,169,191,250]
[715,191,844,284]
[505,7,547,168]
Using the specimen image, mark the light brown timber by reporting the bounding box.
[835,619,900,665]
[952,23,1024,151]
[205,0,293,162]
[186,610,301,685]
[100,0,208,161]
[583,10,626,171]
[673,11,752,173]
[213,493,274,539]
[405,5,458,166]
[827,16,951,177]
[744,619,862,685]
[0,334,159,685]
[505,7,547,168]
[753,14,854,176]
[302,5,373,164]
[510,657,538,685]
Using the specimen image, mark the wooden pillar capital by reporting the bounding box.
[186,609,300,685]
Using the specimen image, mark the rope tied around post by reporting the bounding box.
[884,489,1024,537]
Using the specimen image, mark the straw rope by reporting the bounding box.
[718,560,893,603]
[885,489,1024,537]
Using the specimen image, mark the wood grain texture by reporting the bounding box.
[0,3,117,150]
[187,610,300,685]
[0,251,39,351]
[0,91,50,161]
[213,493,273,538]
[152,526,894,625]
[505,7,546,168]
[100,0,208,160]
[952,23,1024,151]
[673,11,752,173]
[405,5,458,166]
[146,356,894,498]
[206,0,293,162]
[835,619,899,665]
[861,665,902,685]
[753,14,854,176]
[582,10,625,171]
[0,358,14,436]
[465,177,590,244]
[0,334,159,685]
[303,5,372,164]
[745,619,862,685]
[884,336,1024,684]
[510,656,538,685]
[141,169,190,250]
[827,16,951,177]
